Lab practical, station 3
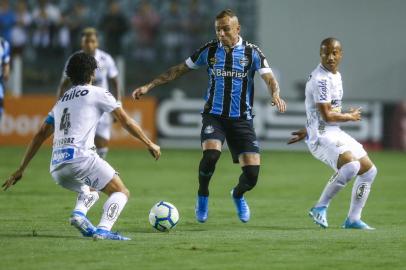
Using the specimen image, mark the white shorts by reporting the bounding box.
[306,129,367,171]
[95,113,113,140]
[51,154,116,192]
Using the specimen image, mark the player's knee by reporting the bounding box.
[339,161,360,183]
[122,188,130,199]
[360,165,377,183]
[242,165,260,189]
[200,149,221,168]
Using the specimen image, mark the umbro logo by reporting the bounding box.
[204,125,214,134]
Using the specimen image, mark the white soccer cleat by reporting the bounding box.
[308,206,328,228]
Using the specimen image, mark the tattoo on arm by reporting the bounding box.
[150,63,190,88]
[263,73,280,96]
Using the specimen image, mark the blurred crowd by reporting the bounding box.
[0,0,256,93]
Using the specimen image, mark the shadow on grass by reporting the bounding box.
[0,232,87,240]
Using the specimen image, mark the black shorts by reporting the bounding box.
[200,113,260,163]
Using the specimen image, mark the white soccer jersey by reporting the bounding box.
[63,49,118,89]
[305,64,343,144]
[47,85,120,171]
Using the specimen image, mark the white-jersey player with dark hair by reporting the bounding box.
[57,27,119,159]
[3,52,161,240]
[288,38,377,230]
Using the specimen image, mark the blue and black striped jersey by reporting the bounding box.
[185,36,272,120]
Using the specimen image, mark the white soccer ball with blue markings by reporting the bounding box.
[149,201,179,232]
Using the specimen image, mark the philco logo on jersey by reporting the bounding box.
[60,89,89,102]
[211,68,248,78]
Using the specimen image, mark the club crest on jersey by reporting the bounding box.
[209,57,216,65]
[336,140,344,148]
[239,56,249,66]
[204,125,214,134]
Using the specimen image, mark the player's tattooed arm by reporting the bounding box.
[2,122,54,191]
[261,72,287,113]
[132,63,191,100]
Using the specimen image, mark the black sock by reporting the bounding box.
[233,165,260,198]
[198,149,221,196]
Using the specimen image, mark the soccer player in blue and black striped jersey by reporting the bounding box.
[132,9,286,223]
[0,37,11,123]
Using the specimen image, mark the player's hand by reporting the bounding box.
[2,169,23,191]
[132,84,151,100]
[148,143,161,160]
[349,107,362,121]
[271,95,287,113]
[287,129,307,144]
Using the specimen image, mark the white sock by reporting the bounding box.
[97,147,109,159]
[315,161,360,208]
[348,166,377,221]
[97,192,128,231]
[73,186,100,215]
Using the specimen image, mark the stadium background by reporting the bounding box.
[1,0,405,150]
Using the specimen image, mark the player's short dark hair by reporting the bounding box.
[81,27,98,38]
[216,9,237,20]
[320,37,342,49]
[66,52,97,85]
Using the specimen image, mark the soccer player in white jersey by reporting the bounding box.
[57,27,119,159]
[2,52,161,240]
[288,38,377,230]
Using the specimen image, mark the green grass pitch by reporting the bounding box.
[0,147,405,269]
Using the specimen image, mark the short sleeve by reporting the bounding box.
[313,77,331,103]
[185,43,210,69]
[98,88,121,113]
[45,109,55,126]
[252,47,272,75]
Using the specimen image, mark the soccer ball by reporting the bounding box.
[149,201,179,232]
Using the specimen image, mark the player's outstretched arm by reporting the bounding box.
[112,107,161,160]
[132,62,191,100]
[261,72,286,113]
[2,122,54,191]
[317,103,361,123]
[287,128,307,144]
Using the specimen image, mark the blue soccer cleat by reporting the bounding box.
[92,228,131,241]
[342,218,375,230]
[69,211,96,237]
[231,190,250,223]
[195,195,209,223]
[308,206,328,228]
